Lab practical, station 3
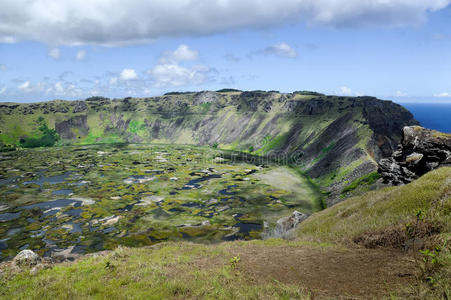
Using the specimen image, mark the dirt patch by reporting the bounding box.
[353,221,441,250]
[229,243,416,299]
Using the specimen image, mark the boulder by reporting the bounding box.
[263,211,309,239]
[13,250,40,267]
[276,210,309,232]
[194,91,219,104]
[379,126,451,185]
[72,100,88,113]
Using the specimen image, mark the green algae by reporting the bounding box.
[0,144,321,260]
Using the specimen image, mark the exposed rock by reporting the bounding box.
[379,126,451,185]
[68,197,96,205]
[276,210,309,232]
[263,211,309,239]
[72,101,88,113]
[194,91,219,104]
[136,195,164,206]
[13,250,40,267]
[55,115,89,139]
[51,246,82,262]
[100,215,122,226]
[302,98,333,115]
[361,98,419,158]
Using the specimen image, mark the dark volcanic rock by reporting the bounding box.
[302,98,333,115]
[55,115,89,139]
[361,98,419,158]
[378,126,451,185]
[72,101,88,113]
[193,91,219,104]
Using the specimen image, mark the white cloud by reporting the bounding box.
[109,77,118,85]
[263,42,297,58]
[0,86,6,95]
[147,44,210,87]
[49,81,82,97]
[163,44,198,62]
[120,69,138,81]
[0,1,449,45]
[54,81,64,93]
[76,50,86,61]
[149,63,209,88]
[17,81,53,95]
[0,36,16,43]
[339,86,353,95]
[18,81,31,92]
[434,92,450,97]
[0,64,7,71]
[395,91,408,97]
[48,48,60,59]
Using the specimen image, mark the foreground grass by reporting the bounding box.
[0,241,315,300]
[298,167,451,299]
[0,168,449,299]
[298,167,451,244]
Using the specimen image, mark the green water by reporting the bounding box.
[0,144,321,260]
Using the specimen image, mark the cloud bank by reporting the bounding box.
[3,44,214,100]
[264,43,298,58]
[0,0,449,45]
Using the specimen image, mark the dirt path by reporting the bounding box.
[228,243,416,299]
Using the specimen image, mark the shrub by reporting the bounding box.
[20,122,59,148]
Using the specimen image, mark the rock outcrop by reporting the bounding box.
[193,91,219,104]
[276,210,309,232]
[13,250,40,267]
[264,211,309,239]
[379,126,451,185]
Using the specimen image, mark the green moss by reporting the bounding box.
[200,102,212,113]
[127,120,145,134]
[20,122,59,148]
[255,134,287,155]
[341,171,381,194]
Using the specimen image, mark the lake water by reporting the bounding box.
[402,103,451,133]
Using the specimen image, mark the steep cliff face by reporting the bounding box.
[379,126,451,185]
[0,91,418,205]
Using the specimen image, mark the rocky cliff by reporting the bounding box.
[0,90,418,205]
[379,126,451,185]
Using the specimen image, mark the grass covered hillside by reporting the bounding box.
[0,91,418,205]
[1,167,449,299]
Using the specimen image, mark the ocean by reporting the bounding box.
[400,102,451,133]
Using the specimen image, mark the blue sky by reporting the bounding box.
[0,0,451,103]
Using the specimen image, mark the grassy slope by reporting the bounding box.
[297,167,450,244]
[253,166,324,213]
[1,167,449,299]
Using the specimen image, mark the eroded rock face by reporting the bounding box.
[72,100,88,113]
[276,211,309,233]
[378,126,451,185]
[13,250,40,267]
[193,91,219,104]
[263,211,309,239]
[55,115,89,139]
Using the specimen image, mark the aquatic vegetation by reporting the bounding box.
[0,144,322,260]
